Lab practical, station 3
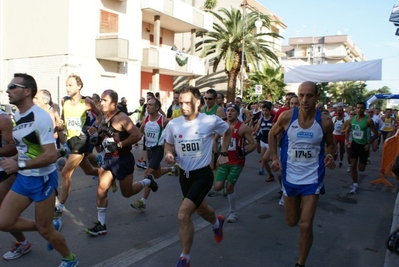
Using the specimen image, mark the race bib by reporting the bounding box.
[353,130,364,139]
[384,122,391,128]
[290,146,316,162]
[228,138,236,151]
[145,130,158,143]
[66,117,82,130]
[179,138,203,157]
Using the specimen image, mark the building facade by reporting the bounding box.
[0,0,212,112]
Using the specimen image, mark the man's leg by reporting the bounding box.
[297,195,319,266]
[35,190,71,258]
[0,175,27,243]
[177,198,198,254]
[59,153,85,205]
[0,191,35,232]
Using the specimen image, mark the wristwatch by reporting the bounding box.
[18,160,27,170]
[220,151,228,157]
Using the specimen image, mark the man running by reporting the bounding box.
[85,90,158,236]
[55,74,103,219]
[347,102,378,194]
[163,86,231,267]
[131,97,178,212]
[0,73,78,266]
[269,81,336,267]
[213,103,256,223]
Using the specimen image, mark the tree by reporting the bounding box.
[196,7,282,102]
[204,0,217,10]
[247,65,286,103]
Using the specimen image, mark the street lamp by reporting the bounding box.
[255,11,262,103]
[239,3,247,98]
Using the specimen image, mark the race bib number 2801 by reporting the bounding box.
[179,139,203,157]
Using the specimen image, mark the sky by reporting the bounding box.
[259,0,399,94]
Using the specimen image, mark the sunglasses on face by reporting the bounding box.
[204,97,214,101]
[8,83,27,90]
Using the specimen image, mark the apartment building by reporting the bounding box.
[282,34,366,65]
[0,0,212,111]
[174,0,286,93]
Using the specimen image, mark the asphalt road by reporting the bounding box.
[1,145,399,267]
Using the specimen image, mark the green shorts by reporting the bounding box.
[214,164,244,184]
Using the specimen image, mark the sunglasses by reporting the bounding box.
[8,83,27,90]
[204,97,214,101]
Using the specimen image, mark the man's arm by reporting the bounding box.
[240,125,257,154]
[0,115,17,157]
[118,114,143,147]
[367,118,379,144]
[322,114,336,169]
[86,98,103,127]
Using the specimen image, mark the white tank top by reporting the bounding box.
[332,117,345,135]
[281,108,325,185]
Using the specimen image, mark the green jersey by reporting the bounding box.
[351,115,369,145]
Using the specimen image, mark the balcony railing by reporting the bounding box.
[142,46,206,76]
[141,0,212,32]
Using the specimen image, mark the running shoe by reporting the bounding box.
[226,212,238,223]
[367,158,371,165]
[2,241,32,260]
[131,199,146,212]
[207,188,219,197]
[339,161,343,168]
[136,161,147,169]
[175,256,190,267]
[54,205,63,218]
[133,144,139,150]
[86,221,107,236]
[145,174,158,192]
[258,168,265,175]
[171,163,180,176]
[47,218,63,251]
[346,166,351,173]
[59,255,79,267]
[349,184,359,195]
[213,214,225,243]
[279,195,285,206]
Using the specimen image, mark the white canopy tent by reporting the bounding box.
[284,59,382,83]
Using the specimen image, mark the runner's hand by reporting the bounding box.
[165,153,175,164]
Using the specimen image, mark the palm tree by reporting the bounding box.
[248,65,286,103]
[196,7,282,102]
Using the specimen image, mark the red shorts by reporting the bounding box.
[333,134,345,144]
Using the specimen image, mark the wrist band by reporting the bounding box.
[326,154,334,160]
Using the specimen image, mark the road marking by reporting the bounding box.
[90,184,280,267]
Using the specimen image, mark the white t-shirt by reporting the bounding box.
[164,113,229,171]
[13,105,56,176]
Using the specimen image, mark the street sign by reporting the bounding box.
[255,84,262,95]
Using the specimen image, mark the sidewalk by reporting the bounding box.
[385,190,399,266]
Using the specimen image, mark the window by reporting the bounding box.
[150,34,163,46]
[100,10,118,34]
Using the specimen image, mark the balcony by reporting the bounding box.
[141,46,206,76]
[141,0,212,32]
[96,38,133,62]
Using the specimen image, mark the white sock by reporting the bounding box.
[353,183,358,187]
[227,192,236,213]
[212,217,220,229]
[97,207,107,225]
[171,166,176,172]
[57,203,64,211]
[141,198,147,204]
[180,253,190,262]
[19,240,28,245]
